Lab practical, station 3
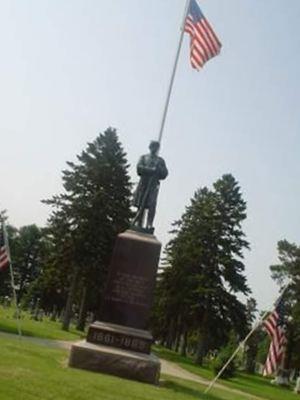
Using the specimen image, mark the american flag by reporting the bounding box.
[0,225,9,271]
[184,0,222,70]
[263,298,287,376]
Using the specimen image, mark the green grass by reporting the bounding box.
[0,311,298,400]
[0,306,83,341]
[154,346,299,400]
[227,373,298,400]
[0,335,251,400]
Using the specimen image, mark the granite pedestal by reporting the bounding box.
[69,230,161,384]
[69,341,160,384]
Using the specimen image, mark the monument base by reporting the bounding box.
[69,341,161,385]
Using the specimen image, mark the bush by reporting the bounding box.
[211,345,237,379]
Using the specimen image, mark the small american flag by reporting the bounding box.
[263,298,287,376]
[0,225,9,271]
[184,0,222,70]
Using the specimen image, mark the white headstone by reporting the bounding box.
[294,377,300,394]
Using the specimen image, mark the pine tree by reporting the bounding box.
[11,225,47,303]
[0,220,46,305]
[43,128,132,330]
[153,174,250,364]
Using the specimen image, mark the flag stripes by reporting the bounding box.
[184,0,221,69]
[263,301,287,376]
[0,226,9,271]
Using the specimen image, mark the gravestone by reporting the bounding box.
[295,377,300,394]
[271,368,290,386]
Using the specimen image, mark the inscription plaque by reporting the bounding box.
[107,272,150,307]
[101,230,161,330]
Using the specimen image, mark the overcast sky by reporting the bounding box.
[1,0,300,311]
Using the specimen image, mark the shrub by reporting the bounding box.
[211,345,237,379]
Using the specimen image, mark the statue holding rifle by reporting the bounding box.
[132,141,168,233]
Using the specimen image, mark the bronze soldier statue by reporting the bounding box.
[132,141,168,233]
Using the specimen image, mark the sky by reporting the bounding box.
[1,0,300,311]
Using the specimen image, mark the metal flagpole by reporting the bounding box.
[157,0,190,145]
[204,284,290,395]
[3,222,22,338]
[204,316,269,395]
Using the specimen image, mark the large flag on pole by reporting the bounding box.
[205,286,290,395]
[184,0,222,70]
[0,225,9,271]
[263,298,287,376]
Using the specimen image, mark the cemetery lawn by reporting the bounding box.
[154,346,299,400]
[0,335,252,400]
[0,314,298,400]
[0,306,82,341]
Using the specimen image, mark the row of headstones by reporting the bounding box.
[256,363,300,393]
[1,298,95,326]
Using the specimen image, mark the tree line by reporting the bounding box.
[0,127,299,376]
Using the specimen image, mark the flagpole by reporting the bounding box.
[2,222,22,338]
[204,313,269,395]
[157,0,190,145]
[204,284,290,395]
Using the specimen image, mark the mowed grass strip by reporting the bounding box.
[0,336,252,400]
[0,306,82,341]
[154,345,299,400]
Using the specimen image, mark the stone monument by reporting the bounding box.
[69,141,168,384]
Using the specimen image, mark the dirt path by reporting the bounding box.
[160,359,265,400]
[0,332,266,400]
[0,331,73,350]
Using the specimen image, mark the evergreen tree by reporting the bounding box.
[11,225,47,303]
[43,128,132,330]
[153,174,250,364]
[243,298,259,373]
[25,222,70,317]
[0,220,46,304]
